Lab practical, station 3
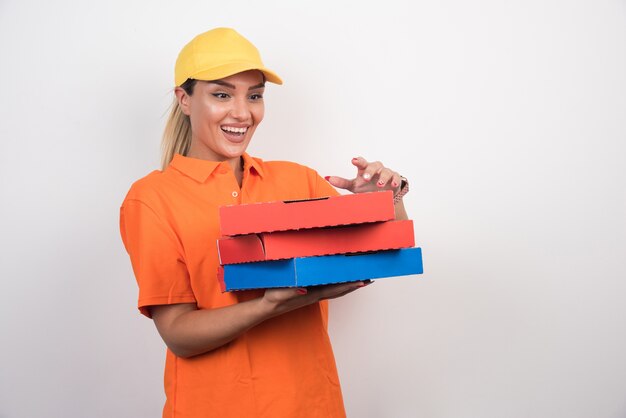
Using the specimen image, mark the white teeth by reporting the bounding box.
[222,126,248,134]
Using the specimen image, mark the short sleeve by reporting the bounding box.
[120,199,196,317]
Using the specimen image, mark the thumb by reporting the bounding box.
[325,175,354,192]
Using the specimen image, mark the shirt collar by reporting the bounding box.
[244,153,265,178]
[169,153,264,183]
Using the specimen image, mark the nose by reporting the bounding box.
[230,97,251,121]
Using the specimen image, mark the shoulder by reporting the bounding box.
[255,158,338,199]
[122,170,171,207]
[260,160,320,179]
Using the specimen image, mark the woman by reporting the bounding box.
[120,27,409,418]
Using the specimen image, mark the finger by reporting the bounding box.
[264,287,309,304]
[375,168,398,189]
[361,161,384,182]
[316,281,371,300]
[325,175,354,192]
[313,282,359,298]
[389,172,402,190]
[351,156,369,171]
[351,157,368,181]
[323,287,360,300]
[324,281,374,299]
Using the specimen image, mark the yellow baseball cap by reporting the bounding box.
[174,27,283,87]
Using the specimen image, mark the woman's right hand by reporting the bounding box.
[260,281,371,316]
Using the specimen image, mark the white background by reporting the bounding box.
[1,1,625,417]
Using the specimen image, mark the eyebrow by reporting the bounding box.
[207,80,265,90]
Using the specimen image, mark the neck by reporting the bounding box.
[231,156,244,188]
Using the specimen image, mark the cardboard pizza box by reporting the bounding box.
[218,247,423,292]
[219,190,395,237]
[218,220,415,264]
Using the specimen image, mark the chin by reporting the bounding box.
[220,143,249,158]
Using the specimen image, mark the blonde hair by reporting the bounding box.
[160,79,197,170]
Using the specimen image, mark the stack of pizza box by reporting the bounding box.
[217,190,423,292]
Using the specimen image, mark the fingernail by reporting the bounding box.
[377,180,385,186]
[358,280,373,288]
[296,288,308,295]
[363,173,371,179]
[352,157,359,160]
[391,181,398,187]
[324,176,330,181]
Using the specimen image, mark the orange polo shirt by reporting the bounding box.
[120,153,345,418]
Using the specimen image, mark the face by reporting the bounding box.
[176,70,265,167]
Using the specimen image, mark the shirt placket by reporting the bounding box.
[216,162,242,205]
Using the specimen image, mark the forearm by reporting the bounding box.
[151,282,365,358]
[152,298,276,358]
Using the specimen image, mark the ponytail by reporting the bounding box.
[160,79,197,170]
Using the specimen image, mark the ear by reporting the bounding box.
[174,87,192,116]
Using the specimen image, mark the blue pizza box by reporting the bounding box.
[218,247,423,291]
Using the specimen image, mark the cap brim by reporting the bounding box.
[182,62,283,86]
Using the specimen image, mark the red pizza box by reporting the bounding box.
[218,220,415,264]
[219,190,395,237]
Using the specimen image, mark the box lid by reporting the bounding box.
[219,190,395,236]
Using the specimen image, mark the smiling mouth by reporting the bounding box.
[221,126,248,136]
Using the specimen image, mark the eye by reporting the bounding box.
[212,92,230,99]
[249,93,264,101]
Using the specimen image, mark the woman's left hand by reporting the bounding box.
[326,156,402,195]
